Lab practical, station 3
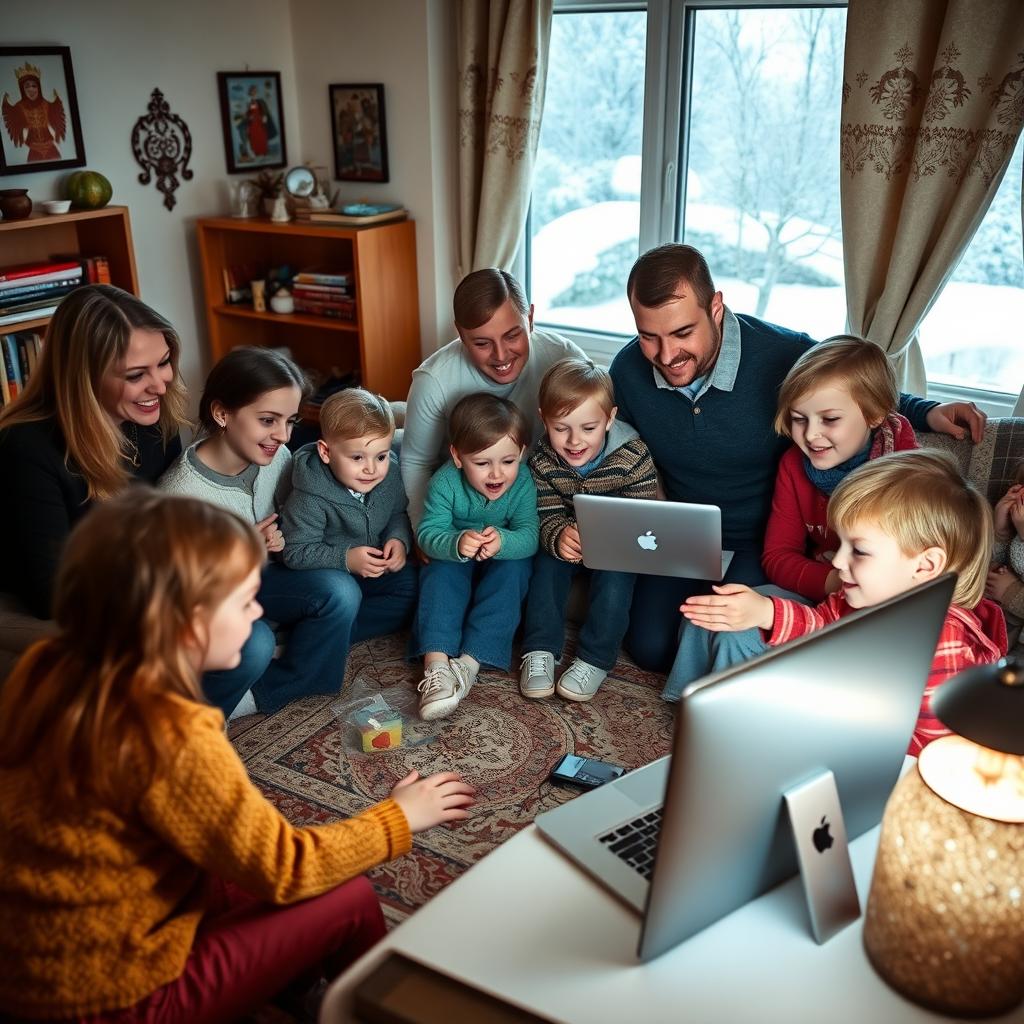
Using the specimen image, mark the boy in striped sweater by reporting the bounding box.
[520,358,657,702]
[680,450,1007,755]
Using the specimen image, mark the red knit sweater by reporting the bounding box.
[766,592,1008,755]
[761,414,918,601]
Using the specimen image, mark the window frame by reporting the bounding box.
[530,0,1020,410]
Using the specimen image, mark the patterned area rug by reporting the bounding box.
[230,628,674,927]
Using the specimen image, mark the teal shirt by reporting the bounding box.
[417,460,539,563]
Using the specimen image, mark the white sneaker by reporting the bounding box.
[556,658,608,702]
[519,650,555,698]
[418,660,472,720]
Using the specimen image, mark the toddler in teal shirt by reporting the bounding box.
[413,393,539,719]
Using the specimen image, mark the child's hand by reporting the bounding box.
[824,568,842,594]
[255,513,285,553]
[380,538,407,572]
[985,565,1018,603]
[1011,494,1024,540]
[680,584,775,632]
[390,770,475,832]
[557,524,583,562]
[993,485,1024,541]
[475,526,501,560]
[457,530,486,559]
[347,545,388,578]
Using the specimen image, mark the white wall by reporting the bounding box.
[4,0,462,404]
[2,1,301,400]
[289,0,459,352]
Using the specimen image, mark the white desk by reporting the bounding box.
[322,822,1013,1024]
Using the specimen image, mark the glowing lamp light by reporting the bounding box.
[863,657,1024,1018]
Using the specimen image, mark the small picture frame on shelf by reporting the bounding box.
[217,71,287,174]
[0,46,86,175]
[329,83,388,183]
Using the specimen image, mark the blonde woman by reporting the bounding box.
[0,284,186,618]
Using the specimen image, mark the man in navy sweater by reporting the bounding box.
[609,244,987,672]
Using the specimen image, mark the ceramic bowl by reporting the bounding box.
[41,199,72,215]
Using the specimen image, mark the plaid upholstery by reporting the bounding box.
[920,417,1024,504]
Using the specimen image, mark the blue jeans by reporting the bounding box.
[203,619,277,718]
[411,557,532,670]
[203,562,418,716]
[662,584,813,701]
[623,545,767,673]
[521,551,635,671]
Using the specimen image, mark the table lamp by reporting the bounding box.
[862,656,1024,1017]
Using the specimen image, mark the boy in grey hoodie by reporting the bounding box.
[281,389,417,653]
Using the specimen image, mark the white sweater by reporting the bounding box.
[399,327,584,527]
[157,444,293,524]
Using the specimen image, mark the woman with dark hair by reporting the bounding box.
[0,284,187,619]
[159,346,360,718]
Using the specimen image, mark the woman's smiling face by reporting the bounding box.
[97,328,174,426]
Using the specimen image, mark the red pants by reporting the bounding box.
[74,875,385,1023]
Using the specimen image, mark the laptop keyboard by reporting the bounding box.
[598,808,663,880]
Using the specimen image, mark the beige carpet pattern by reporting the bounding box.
[231,628,674,927]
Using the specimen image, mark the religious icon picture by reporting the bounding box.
[329,83,389,183]
[0,47,86,176]
[217,71,287,174]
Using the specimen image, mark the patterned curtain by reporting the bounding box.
[841,0,1024,393]
[457,0,553,275]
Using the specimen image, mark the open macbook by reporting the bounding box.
[534,575,955,962]
[573,494,734,580]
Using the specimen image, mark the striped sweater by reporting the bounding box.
[528,419,657,560]
[766,592,1007,755]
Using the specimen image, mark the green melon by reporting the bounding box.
[67,171,113,209]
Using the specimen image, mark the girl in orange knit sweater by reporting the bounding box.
[0,489,474,1022]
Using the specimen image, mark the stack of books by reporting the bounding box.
[0,257,109,328]
[0,330,43,407]
[293,268,355,320]
[295,202,407,227]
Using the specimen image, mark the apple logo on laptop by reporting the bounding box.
[812,816,834,853]
[637,530,658,551]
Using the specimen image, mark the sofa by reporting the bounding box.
[2,413,1021,684]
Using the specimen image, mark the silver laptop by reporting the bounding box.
[573,494,734,580]
[535,575,955,962]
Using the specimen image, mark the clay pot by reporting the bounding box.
[0,189,32,220]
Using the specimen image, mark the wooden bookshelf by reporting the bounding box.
[0,206,139,331]
[195,217,421,402]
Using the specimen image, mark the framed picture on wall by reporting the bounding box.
[329,83,389,182]
[0,46,86,175]
[217,71,287,174]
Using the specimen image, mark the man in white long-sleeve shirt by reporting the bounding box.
[400,269,584,528]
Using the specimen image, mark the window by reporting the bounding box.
[529,1,1023,404]
[529,7,647,337]
[918,133,1024,396]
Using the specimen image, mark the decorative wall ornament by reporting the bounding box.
[131,88,193,211]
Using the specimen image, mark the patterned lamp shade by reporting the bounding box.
[862,658,1024,1017]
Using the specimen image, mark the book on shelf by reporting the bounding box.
[292,282,351,300]
[303,203,407,227]
[0,276,83,302]
[0,332,42,406]
[0,259,82,284]
[221,261,268,305]
[0,293,69,317]
[293,268,352,287]
[0,304,59,327]
[293,297,356,320]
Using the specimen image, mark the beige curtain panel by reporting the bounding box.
[841,0,1024,393]
[457,0,553,275]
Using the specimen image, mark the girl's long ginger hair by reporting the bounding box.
[0,285,188,499]
[0,489,265,803]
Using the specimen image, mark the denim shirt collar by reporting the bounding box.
[651,306,742,401]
